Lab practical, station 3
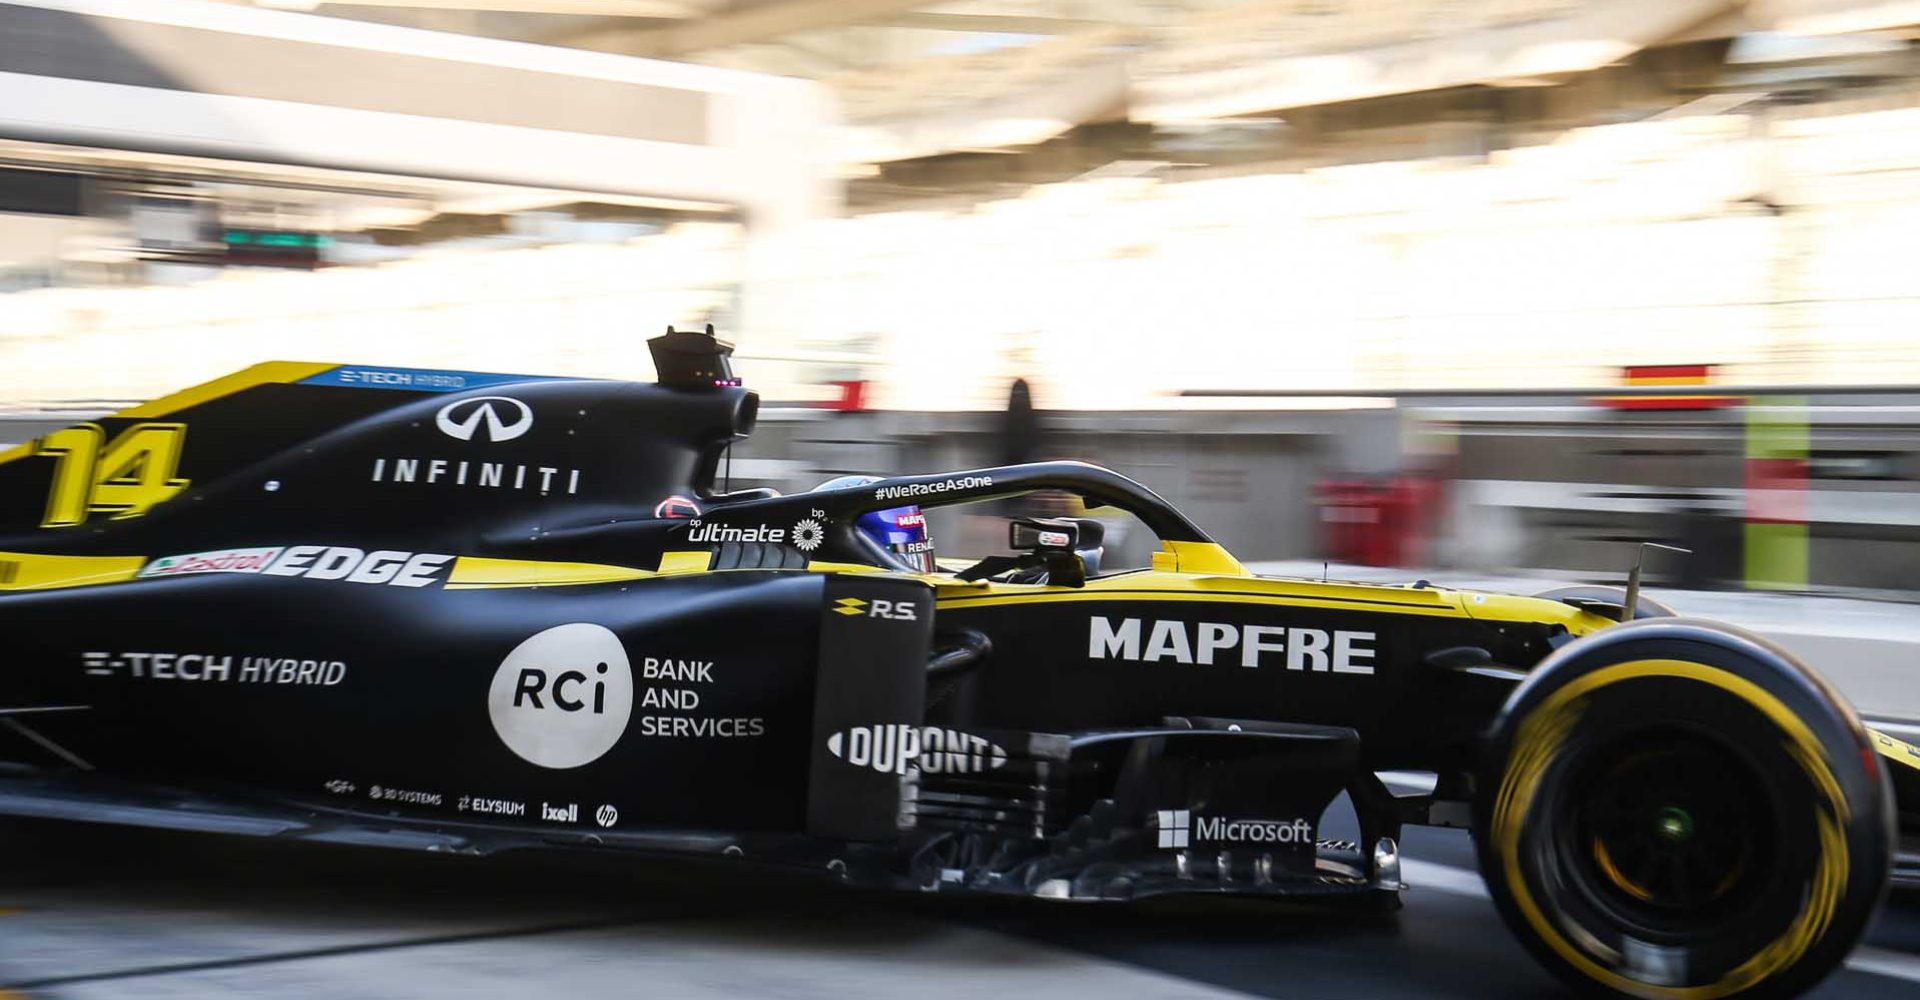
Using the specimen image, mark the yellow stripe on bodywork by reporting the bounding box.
[1870,728,1920,773]
[939,590,1471,618]
[934,569,1472,618]
[806,560,903,577]
[1467,592,1613,634]
[0,551,146,591]
[445,556,653,590]
[931,553,1607,633]
[0,361,338,471]
[657,551,713,574]
[825,553,1463,622]
[1159,541,1247,576]
[114,361,338,419]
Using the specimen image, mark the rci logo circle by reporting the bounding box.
[436,396,533,443]
[488,623,633,769]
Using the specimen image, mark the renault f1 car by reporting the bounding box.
[0,329,1914,1000]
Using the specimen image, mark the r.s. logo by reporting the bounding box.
[435,396,533,443]
[487,623,633,769]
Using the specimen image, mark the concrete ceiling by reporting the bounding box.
[263,0,1168,73]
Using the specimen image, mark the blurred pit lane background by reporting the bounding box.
[4,0,1920,645]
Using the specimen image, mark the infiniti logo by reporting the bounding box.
[436,396,533,443]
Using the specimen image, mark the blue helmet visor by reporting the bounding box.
[858,505,934,573]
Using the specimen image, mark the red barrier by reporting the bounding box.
[1316,475,1443,567]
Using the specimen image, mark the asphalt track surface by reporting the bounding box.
[2,809,1916,1000]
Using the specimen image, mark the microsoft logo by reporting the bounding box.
[1157,812,1315,849]
[1156,809,1190,849]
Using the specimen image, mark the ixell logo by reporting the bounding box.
[488,623,633,769]
[436,396,533,443]
[1155,810,1313,849]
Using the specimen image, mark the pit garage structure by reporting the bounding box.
[0,0,836,230]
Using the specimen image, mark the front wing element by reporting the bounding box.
[892,720,1401,902]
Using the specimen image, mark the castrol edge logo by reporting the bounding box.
[138,545,452,587]
[139,547,283,577]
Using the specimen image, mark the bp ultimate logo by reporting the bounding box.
[1155,810,1314,849]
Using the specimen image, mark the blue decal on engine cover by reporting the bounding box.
[301,366,555,392]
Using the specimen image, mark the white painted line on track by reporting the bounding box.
[1848,947,1920,985]
[1404,858,1920,983]
[26,921,1264,1000]
[1400,859,1487,899]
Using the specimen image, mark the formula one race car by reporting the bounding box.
[0,328,1914,1000]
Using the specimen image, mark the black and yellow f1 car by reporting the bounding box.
[0,329,1913,1000]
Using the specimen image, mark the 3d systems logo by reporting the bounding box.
[436,396,533,443]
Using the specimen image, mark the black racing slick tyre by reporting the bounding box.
[1473,619,1893,1000]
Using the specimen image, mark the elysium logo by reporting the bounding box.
[488,623,633,769]
[436,396,533,443]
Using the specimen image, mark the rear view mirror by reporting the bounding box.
[957,517,1090,587]
[1009,517,1080,552]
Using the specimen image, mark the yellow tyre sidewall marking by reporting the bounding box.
[1492,658,1852,1000]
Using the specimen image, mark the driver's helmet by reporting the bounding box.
[813,475,935,573]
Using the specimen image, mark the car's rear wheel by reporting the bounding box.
[1474,619,1892,999]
